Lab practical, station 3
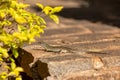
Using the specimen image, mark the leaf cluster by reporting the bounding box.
[0,0,63,80]
[37,3,63,24]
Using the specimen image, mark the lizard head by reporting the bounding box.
[39,41,51,49]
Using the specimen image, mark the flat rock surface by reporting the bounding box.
[18,0,120,80]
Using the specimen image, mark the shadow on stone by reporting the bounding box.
[34,60,50,79]
[17,48,34,80]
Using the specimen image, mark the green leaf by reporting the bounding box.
[9,57,15,62]
[36,3,44,9]
[0,47,9,58]
[15,76,22,80]
[8,71,16,76]
[0,1,9,9]
[18,25,26,32]
[13,32,28,41]
[40,25,46,29]
[49,14,59,24]
[9,67,23,76]
[53,6,63,13]
[11,62,16,70]
[15,67,23,72]
[0,72,7,80]
[17,3,29,9]
[39,17,46,24]
[2,52,9,58]
[0,11,5,18]
[14,14,27,24]
[12,48,19,58]
[0,57,3,61]
[10,0,17,8]
[43,6,53,15]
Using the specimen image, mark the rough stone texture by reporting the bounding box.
[17,0,120,80]
[19,20,120,80]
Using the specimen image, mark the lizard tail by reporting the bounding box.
[87,51,107,54]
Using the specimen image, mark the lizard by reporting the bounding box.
[33,41,106,55]
[22,41,75,53]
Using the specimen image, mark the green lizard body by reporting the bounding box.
[22,41,106,54]
[39,41,74,53]
[38,41,105,54]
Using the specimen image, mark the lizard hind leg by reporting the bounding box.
[59,49,69,53]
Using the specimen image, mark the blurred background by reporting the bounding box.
[19,0,120,27]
